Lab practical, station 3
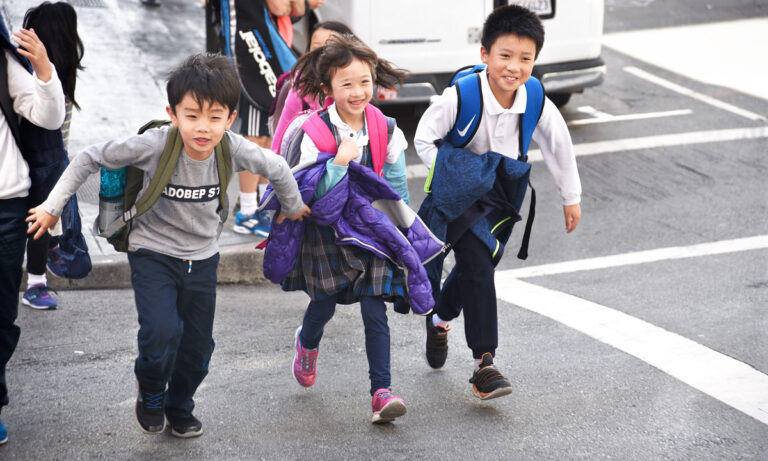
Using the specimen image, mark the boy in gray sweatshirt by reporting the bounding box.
[27,53,310,438]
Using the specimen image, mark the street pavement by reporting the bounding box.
[2,0,768,459]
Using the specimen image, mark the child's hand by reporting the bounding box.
[276,204,312,224]
[563,203,581,233]
[13,28,53,83]
[333,137,360,166]
[26,206,59,240]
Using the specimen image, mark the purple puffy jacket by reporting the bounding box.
[259,154,445,315]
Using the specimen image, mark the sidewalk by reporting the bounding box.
[4,0,271,289]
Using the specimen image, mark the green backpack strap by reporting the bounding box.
[214,132,232,224]
[103,125,182,239]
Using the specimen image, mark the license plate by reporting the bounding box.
[507,0,554,18]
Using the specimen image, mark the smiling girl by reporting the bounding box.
[278,36,418,424]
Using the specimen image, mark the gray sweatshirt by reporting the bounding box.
[42,126,304,260]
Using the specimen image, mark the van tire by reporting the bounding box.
[549,92,572,107]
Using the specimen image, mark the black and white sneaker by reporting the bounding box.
[469,353,512,400]
[168,415,203,438]
[135,383,166,434]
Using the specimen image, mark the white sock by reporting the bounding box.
[431,314,449,328]
[258,183,268,201]
[239,192,258,216]
[27,273,47,289]
[474,358,483,371]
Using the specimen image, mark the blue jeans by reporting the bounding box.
[300,295,391,395]
[0,198,26,411]
[128,249,219,419]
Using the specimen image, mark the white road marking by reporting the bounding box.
[603,18,768,102]
[407,126,768,179]
[502,235,768,279]
[624,66,766,122]
[495,275,768,426]
[577,106,612,118]
[568,108,693,126]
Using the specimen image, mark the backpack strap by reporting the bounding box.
[214,132,231,223]
[518,76,545,162]
[446,71,483,148]
[515,76,545,260]
[364,104,388,177]
[301,112,337,154]
[103,126,183,238]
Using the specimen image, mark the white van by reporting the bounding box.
[294,0,605,107]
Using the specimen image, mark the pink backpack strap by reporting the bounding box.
[364,105,388,176]
[301,112,338,154]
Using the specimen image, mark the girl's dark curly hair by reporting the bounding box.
[292,35,408,103]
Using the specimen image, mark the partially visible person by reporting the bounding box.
[20,0,84,311]
[0,16,65,445]
[231,0,305,238]
[270,20,354,151]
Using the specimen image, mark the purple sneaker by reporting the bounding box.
[371,388,407,424]
[292,326,318,387]
[21,284,58,310]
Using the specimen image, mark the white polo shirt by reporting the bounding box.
[414,69,581,206]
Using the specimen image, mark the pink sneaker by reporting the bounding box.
[292,326,318,387]
[371,388,407,424]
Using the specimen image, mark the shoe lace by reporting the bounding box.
[143,391,164,409]
[28,285,56,298]
[427,325,450,350]
[300,350,316,373]
[469,366,506,388]
[376,390,394,400]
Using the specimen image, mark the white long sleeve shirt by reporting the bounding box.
[414,69,581,206]
[0,51,66,200]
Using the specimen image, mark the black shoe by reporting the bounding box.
[168,414,203,438]
[469,353,512,400]
[425,316,450,369]
[135,384,166,434]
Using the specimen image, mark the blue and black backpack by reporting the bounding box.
[446,63,545,160]
[444,64,546,259]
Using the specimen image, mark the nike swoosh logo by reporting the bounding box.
[456,115,476,137]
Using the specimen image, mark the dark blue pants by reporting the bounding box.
[437,231,497,359]
[128,249,219,419]
[300,295,391,395]
[0,198,26,411]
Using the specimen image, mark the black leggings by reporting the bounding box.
[26,232,51,276]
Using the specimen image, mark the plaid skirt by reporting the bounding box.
[281,223,408,304]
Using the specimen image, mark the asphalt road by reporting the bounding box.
[1,0,767,459]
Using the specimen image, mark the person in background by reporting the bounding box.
[20,1,84,311]
[0,15,65,445]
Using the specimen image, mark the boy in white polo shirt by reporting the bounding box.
[414,4,582,400]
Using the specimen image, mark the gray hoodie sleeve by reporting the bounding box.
[41,129,166,216]
[227,132,304,215]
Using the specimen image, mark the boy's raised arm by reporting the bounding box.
[40,133,162,217]
[229,133,306,217]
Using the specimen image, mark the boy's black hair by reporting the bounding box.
[481,4,545,58]
[167,53,240,115]
[23,1,84,109]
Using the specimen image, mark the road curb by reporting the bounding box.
[24,244,269,291]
